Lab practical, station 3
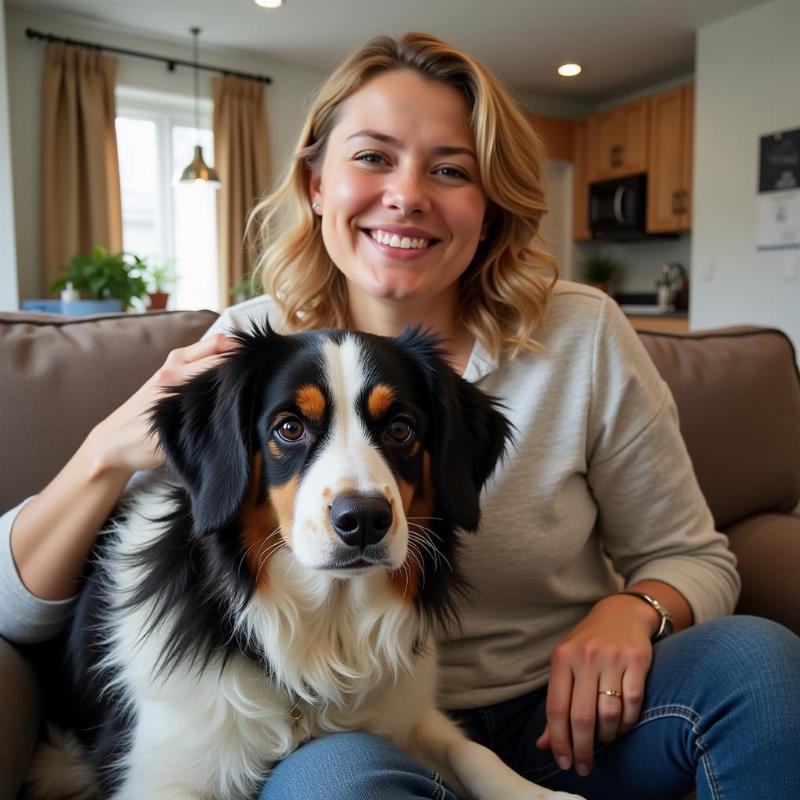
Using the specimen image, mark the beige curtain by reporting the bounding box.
[41,43,122,295]
[213,75,270,309]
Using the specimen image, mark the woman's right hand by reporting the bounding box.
[89,333,241,475]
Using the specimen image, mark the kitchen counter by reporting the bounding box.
[625,312,689,333]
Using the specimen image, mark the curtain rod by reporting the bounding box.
[25,27,272,84]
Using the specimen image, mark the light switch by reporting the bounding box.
[699,258,715,282]
[783,253,800,282]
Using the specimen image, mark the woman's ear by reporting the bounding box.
[307,166,323,213]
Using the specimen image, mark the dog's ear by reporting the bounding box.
[150,322,279,533]
[395,328,514,532]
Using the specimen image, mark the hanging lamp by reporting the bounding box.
[179,26,221,188]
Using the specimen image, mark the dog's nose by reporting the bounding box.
[330,492,393,549]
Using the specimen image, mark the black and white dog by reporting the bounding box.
[30,324,581,800]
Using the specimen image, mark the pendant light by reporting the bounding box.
[179,26,221,188]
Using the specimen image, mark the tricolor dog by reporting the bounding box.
[30,324,582,800]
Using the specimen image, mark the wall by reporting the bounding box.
[692,0,800,350]
[4,6,327,300]
[0,5,19,310]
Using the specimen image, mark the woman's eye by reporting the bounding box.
[354,151,387,165]
[385,417,415,445]
[275,418,306,443]
[436,165,469,180]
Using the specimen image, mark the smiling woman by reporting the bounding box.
[249,32,556,366]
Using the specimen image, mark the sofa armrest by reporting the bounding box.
[725,513,800,635]
[0,637,41,798]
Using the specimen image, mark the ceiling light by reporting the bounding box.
[255,0,283,8]
[558,63,582,78]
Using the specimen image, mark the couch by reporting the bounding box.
[1,310,799,799]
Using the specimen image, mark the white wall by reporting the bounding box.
[692,0,800,350]
[4,7,327,300]
[0,5,19,310]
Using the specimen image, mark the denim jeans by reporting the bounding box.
[259,616,800,799]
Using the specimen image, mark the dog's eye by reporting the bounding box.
[384,416,415,445]
[275,417,306,443]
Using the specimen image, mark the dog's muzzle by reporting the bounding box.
[330,492,393,550]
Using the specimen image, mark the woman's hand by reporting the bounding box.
[89,334,240,475]
[535,593,658,777]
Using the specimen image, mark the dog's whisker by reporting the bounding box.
[407,527,452,573]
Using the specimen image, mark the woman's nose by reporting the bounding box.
[382,168,432,216]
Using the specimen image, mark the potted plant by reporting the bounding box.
[229,273,260,305]
[51,246,149,314]
[580,254,622,293]
[144,259,177,311]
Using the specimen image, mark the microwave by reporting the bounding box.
[589,173,647,240]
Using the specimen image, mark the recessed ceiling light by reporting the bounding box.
[558,63,582,77]
[255,0,283,8]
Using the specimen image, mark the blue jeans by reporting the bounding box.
[259,617,800,799]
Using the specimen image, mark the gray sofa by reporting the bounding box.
[1,310,799,798]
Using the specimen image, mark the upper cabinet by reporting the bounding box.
[572,120,591,241]
[646,84,694,233]
[587,99,649,180]
[571,82,695,239]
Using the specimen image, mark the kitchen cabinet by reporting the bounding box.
[526,114,575,163]
[572,120,591,240]
[587,99,649,180]
[647,84,694,233]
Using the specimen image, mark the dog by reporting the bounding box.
[29,324,583,800]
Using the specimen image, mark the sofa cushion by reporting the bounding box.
[0,310,218,512]
[638,327,800,530]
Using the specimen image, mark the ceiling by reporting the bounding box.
[9,0,769,103]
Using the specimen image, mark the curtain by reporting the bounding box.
[40,43,122,296]
[213,75,270,309]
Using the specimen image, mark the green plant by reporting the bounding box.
[229,273,260,300]
[51,246,149,308]
[580,254,621,286]
[145,259,177,294]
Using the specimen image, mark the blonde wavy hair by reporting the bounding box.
[250,31,558,359]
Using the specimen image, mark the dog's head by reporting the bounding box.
[151,323,512,621]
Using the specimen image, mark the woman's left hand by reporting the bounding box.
[535,594,657,777]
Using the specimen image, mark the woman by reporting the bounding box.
[3,32,799,800]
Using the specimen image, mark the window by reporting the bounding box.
[116,87,219,311]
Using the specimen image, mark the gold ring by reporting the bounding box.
[599,688,623,698]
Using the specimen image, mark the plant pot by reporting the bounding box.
[147,292,170,311]
[61,299,124,316]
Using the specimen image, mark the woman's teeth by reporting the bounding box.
[369,229,430,250]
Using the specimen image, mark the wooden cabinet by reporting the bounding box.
[647,84,694,233]
[571,83,695,241]
[587,99,649,181]
[572,120,591,240]
[526,114,575,163]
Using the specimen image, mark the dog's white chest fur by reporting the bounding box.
[101,489,435,800]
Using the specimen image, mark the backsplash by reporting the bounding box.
[573,234,692,294]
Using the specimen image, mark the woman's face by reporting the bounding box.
[308,69,488,309]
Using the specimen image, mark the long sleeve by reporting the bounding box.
[0,498,77,644]
[585,296,740,622]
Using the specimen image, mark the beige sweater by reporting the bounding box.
[0,281,739,708]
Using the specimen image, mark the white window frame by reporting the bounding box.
[115,85,216,302]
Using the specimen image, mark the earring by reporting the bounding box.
[312,201,321,213]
